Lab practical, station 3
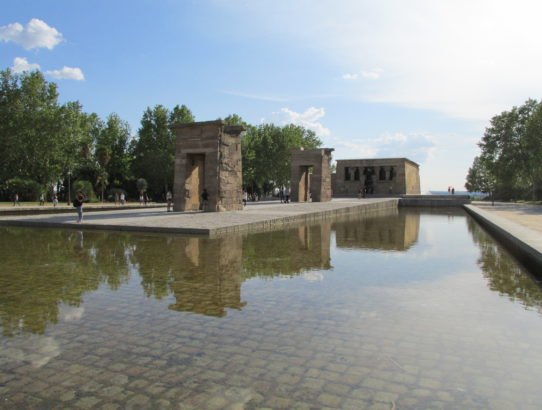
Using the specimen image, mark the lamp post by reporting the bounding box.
[67,170,71,206]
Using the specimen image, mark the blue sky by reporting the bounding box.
[2,0,541,192]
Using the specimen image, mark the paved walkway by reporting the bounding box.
[470,201,542,234]
[0,198,398,237]
[466,202,542,273]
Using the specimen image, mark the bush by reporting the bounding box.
[73,180,97,202]
[4,178,44,201]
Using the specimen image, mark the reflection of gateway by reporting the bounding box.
[334,208,420,251]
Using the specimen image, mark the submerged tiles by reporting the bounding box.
[1,209,542,409]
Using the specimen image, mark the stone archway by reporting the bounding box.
[290,148,334,202]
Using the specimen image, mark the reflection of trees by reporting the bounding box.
[334,208,419,251]
[0,228,131,336]
[467,219,542,312]
[1,209,422,334]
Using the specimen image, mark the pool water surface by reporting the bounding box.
[0,208,541,409]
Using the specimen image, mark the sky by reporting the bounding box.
[2,0,542,192]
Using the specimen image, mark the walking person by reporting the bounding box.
[284,187,290,203]
[279,187,284,203]
[242,190,248,207]
[39,193,45,206]
[201,188,209,211]
[120,192,125,205]
[139,194,144,206]
[166,190,173,212]
[13,193,20,206]
[73,191,85,223]
[52,194,58,207]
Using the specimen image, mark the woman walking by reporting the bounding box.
[74,192,85,223]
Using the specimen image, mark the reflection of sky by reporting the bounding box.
[326,214,481,289]
[244,211,542,322]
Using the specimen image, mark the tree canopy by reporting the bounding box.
[0,67,325,202]
[466,99,542,200]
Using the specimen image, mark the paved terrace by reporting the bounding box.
[0,198,399,237]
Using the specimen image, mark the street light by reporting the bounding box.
[67,170,71,206]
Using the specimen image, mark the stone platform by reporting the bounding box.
[0,198,399,237]
[465,202,542,275]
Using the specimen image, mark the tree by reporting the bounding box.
[98,113,131,187]
[241,122,322,195]
[131,104,194,199]
[472,99,542,201]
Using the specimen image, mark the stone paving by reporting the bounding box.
[471,202,542,234]
[0,198,399,236]
[466,202,542,274]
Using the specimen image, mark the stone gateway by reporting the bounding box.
[290,147,334,202]
[170,120,244,212]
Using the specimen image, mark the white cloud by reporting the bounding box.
[342,69,381,80]
[369,132,437,163]
[0,18,63,50]
[335,140,378,158]
[264,107,331,136]
[11,57,40,73]
[332,132,436,164]
[342,73,359,80]
[220,0,542,120]
[360,70,381,79]
[45,66,85,81]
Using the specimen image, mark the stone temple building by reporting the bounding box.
[332,158,420,195]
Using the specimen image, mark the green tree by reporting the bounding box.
[472,99,542,201]
[131,104,194,199]
[242,123,322,195]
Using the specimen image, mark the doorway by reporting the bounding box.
[186,154,205,210]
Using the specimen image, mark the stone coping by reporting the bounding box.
[0,204,163,216]
[464,204,542,276]
[0,198,398,238]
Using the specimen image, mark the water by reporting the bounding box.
[1,208,541,409]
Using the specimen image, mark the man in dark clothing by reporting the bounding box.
[201,188,209,211]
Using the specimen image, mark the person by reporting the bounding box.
[52,193,58,207]
[114,192,119,205]
[279,188,284,203]
[242,190,248,207]
[201,188,209,211]
[166,190,173,212]
[120,192,125,205]
[451,187,455,195]
[39,193,45,206]
[284,187,290,203]
[144,194,149,206]
[13,193,20,206]
[139,194,144,206]
[73,191,85,223]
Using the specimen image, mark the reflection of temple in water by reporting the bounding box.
[168,236,246,317]
[242,224,331,278]
[333,208,420,251]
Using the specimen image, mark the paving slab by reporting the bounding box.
[0,198,399,237]
[465,202,542,275]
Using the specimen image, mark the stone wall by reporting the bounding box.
[332,158,421,195]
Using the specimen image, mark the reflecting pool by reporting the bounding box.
[1,208,542,409]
